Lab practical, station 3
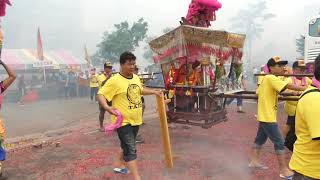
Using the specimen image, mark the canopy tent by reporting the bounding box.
[1,49,86,71]
[149,25,246,64]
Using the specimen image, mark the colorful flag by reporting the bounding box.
[37,27,44,61]
[84,44,91,66]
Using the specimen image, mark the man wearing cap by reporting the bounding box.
[283,60,312,151]
[289,55,320,180]
[249,56,307,179]
[97,62,113,131]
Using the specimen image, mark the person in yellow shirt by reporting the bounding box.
[283,60,312,151]
[97,62,113,131]
[249,56,307,179]
[257,65,266,86]
[97,52,161,180]
[289,55,320,180]
[133,65,146,144]
[89,68,99,103]
[0,60,16,176]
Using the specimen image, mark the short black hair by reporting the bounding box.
[315,54,320,80]
[120,51,136,65]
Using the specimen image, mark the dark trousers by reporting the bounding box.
[293,171,319,180]
[90,87,98,101]
[117,125,140,162]
[79,85,87,97]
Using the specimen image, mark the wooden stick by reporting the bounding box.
[156,92,173,168]
[254,73,313,77]
[241,91,300,97]
[214,94,300,101]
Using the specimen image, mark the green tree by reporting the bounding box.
[143,36,158,63]
[94,18,148,64]
[230,0,275,66]
[296,35,305,57]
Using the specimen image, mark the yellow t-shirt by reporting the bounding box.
[289,86,320,179]
[256,71,265,94]
[257,75,288,123]
[97,73,112,89]
[98,73,143,126]
[97,74,106,88]
[284,77,312,116]
[89,74,99,88]
[257,71,265,86]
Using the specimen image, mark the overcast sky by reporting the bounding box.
[3,0,320,67]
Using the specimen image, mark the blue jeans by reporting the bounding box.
[226,97,243,106]
[90,87,98,101]
[253,122,285,154]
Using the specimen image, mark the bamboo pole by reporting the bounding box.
[214,93,300,101]
[254,73,313,77]
[156,92,173,168]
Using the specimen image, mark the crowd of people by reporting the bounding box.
[248,55,320,180]
[12,70,92,105]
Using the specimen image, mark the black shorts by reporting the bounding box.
[286,116,295,126]
[117,125,140,162]
[285,116,297,152]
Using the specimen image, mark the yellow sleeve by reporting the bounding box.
[97,75,103,87]
[306,77,312,85]
[97,77,117,102]
[268,75,289,93]
[285,77,293,84]
[137,76,144,91]
[302,96,320,139]
[284,78,294,93]
[257,72,265,86]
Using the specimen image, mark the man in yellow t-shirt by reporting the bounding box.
[97,52,161,180]
[97,62,113,131]
[283,60,312,151]
[133,65,146,144]
[249,56,307,179]
[289,56,320,179]
[89,68,99,103]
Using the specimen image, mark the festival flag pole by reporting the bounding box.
[84,44,92,68]
[37,27,46,86]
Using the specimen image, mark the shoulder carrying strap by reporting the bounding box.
[295,88,320,116]
[101,78,108,87]
[299,89,320,100]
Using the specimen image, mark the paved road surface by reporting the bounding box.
[2,96,158,138]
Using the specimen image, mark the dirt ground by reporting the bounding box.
[2,97,292,180]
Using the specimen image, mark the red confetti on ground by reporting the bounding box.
[4,103,292,180]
